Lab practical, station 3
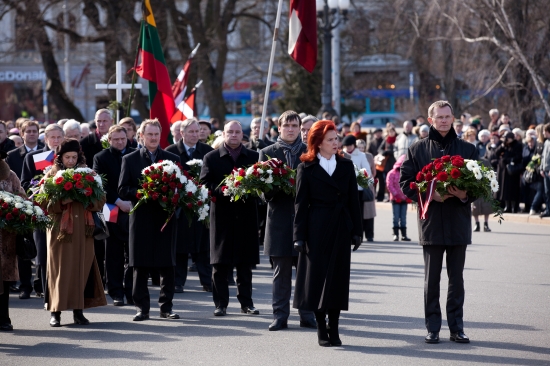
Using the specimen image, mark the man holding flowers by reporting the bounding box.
[118,119,181,321]
[400,101,478,344]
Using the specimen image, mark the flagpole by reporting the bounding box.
[259,0,284,150]
[126,17,145,121]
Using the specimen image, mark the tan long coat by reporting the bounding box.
[44,166,107,312]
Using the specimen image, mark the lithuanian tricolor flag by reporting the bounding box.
[135,0,175,148]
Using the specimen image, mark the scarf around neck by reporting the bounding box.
[224,143,243,162]
[277,136,303,167]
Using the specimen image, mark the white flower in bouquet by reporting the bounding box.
[34,206,44,216]
[3,196,12,203]
[200,186,209,200]
[267,169,273,175]
[94,174,103,186]
[75,167,93,174]
[178,174,188,184]
[246,166,255,175]
[215,130,223,137]
[490,179,499,193]
[15,202,24,209]
[186,181,197,194]
[54,169,64,179]
[466,160,478,171]
[24,209,33,215]
[187,159,203,166]
[265,176,273,184]
[257,168,264,174]
[472,167,483,180]
[260,177,265,182]
[485,170,496,180]
[24,201,33,208]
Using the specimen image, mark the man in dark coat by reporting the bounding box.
[20,124,65,300]
[118,119,181,321]
[200,120,260,316]
[245,117,274,151]
[93,125,135,307]
[400,101,478,344]
[166,119,213,293]
[5,120,44,299]
[259,111,315,331]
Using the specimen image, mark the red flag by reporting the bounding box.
[288,0,317,73]
[171,89,196,123]
[172,59,191,106]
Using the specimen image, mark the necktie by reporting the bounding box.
[188,147,195,156]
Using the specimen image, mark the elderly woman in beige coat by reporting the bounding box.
[0,150,26,331]
[42,139,106,327]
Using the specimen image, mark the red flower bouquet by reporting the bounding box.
[0,191,52,233]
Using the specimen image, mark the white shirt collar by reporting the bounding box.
[183,142,196,152]
[25,145,37,152]
[317,152,337,176]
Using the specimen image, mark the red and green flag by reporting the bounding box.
[135,0,175,148]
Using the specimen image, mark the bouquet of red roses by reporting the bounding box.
[220,158,296,202]
[354,164,375,189]
[130,160,212,228]
[410,155,502,222]
[0,191,52,233]
[36,167,105,208]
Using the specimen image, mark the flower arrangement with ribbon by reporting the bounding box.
[220,158,296,202]
[354,164,375,189]
[410,155,503,222]
[0,191,52,233]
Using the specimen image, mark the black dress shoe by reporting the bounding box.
[19,290,31,299]
[241,306,259,315]
[133,312,150,321]
[268,319,288,331]
[174,285,184,293]
[73,310,90,325]
[126,297,134,306]
[213,307,227,316]
[425,332,440,343]
[50,312,61,328]
[0,323,13,331]
[113,297,124,306]
[188,263,197,272]
[160,311,180,319]
[299,318,317,329]
[202,285,213,292]
[9,285,19,293]
[450,331,470,343]
[36,292,44,298]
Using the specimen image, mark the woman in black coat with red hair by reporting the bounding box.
[293,120,362,347]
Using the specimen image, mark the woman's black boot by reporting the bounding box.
[73,309,89,325]
[473,222,480,232]
[392,227,399,241]
[50,312,61,327]
[400,227,411,241]
[315,311,331,347]
[327,309,342,346]
[484,222,491,232]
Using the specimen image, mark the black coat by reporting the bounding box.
[0,138,15,153]
[200,145,260,265]
[494,140,522,201]
[400,126,478,246]
[259,142,307,257]
[5,142,44,179]
[292,155,362,311]
[166,140,213,254]
[20,146,51,191]
[245,137,274,152]
[118,148,181,267]
[93,147,135,242]
[80,132,104,167]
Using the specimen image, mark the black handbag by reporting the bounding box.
[362,187,375,202]
[16,233,37,260]
[506,162,522,176]
[92,212,110,240]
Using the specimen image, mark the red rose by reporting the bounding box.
[176,183,182,189]
[425,172,434,181]
[441,155,451,163]
[169,182,176,189]
[73,173,82,181]
[436,171,449,181]
[162,177,169,183]
[158,160,164,163]
[173,193,180,200]
[451,158,464,168]
[450,168,462,179]
[409,182,418,190]
[221,186,228,193]
[75,181,84,189]
[85,175,94,182]
[281,169,288,175]
[171,197,178,204]
[161,186,168,192]
[197,201,203,206]
[63,182,73,191]
[238,169,245,177]
[187,192,193,197]
[187,203,193,209]
[208,190,212,196]
[136,192,143,199]
[433,158,442,165]
[31,215,37,222]
[274,168,280,175]
[151,193,159,200]
[211,197,216,203]
[289,178,296,186]
[84,187,93,196]
[161,196,168,202]
[426,163,434,171]
[55,177,64,185]
[19,214,26,221]
[144,169,150,175]
[12,208,19,214]
[416,172,425,182]
[6,213,13,220]
[152,174,160,180]
[422,166,428,173]
[434,163,443,171]
[235,181,241,187]
[1,203,8,209]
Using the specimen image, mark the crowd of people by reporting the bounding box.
[0,101,548,348]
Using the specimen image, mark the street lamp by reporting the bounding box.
[316,0,349,117]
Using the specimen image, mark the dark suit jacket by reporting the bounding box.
[245,136,274,151]
[165,140,213,253]
[93,146,135,241]
[6,142,45,179]
[259,142,306,257]
[118,147,180,267]
[80,132,103,167]
[200,145,260,265]
[21,146,51,191]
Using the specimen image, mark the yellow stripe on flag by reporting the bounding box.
[144,0,157,27]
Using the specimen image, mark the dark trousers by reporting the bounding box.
[105,236,132,301]
[363,218,374,240]
[0,281,10,324]
[94,239,106,286]
[423,245,467,333]
[271,256,314,321]
[18,258,43,294]
[133,266,174,314]
[175,250,212,287]
[212,263,253,309]
[376,172,387,201]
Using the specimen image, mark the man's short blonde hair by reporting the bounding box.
[141,118,162,133]
[119,117,136,131]
[44,123,64,136]
[428,101,454,118]
[108,125,128,139]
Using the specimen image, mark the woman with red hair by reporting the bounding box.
[292,120,362,347]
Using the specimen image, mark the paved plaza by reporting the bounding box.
[1,207,549,365]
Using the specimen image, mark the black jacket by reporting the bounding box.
[259,142,307,257]
[200,144,260,265]
[93,146,135,241]
[80,132,104,167]
[0,138,15,153]
[118,147,180,267]
[6,142,45,179]
[400,126,478,246]
[494,140,522,201]
[20,146,51,191]
[292,155,362,311]
[245,136,274,152]
[165,140,213,254]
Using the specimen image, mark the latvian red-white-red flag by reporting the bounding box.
[288,0,317,73]
[172,59,191,107]
[171,89,196,123]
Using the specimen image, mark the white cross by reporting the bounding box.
[95,61,142,123]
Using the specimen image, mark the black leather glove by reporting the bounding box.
[294,240,305,253]
[352,235,362,252]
